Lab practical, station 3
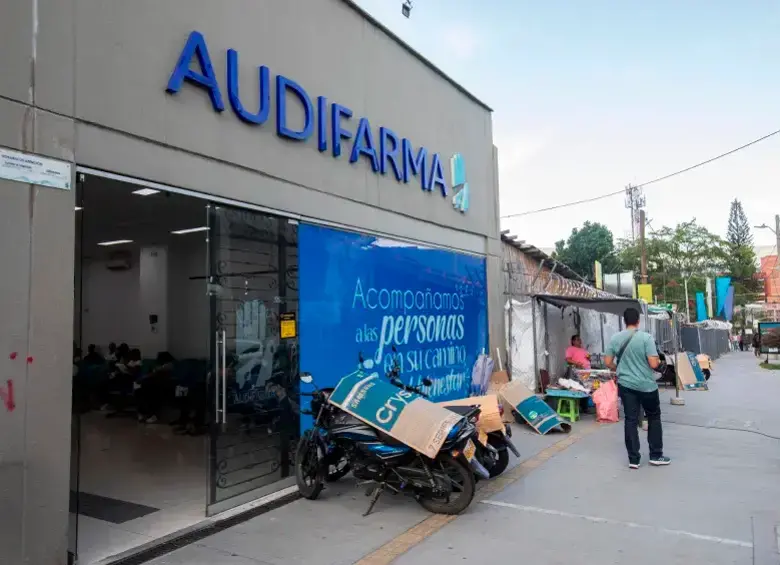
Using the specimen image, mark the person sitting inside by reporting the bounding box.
[99,347,141,413]
[566,334,591,369]
[105,342,118,363]
[83,344,105,365]
[135,351,175,424]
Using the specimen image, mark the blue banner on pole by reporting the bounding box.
[724,285,735,321]
[696,292,707,322]
[298,224,488,427]
[715,276,731,317]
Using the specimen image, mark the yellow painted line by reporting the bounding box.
[354,421,602,565]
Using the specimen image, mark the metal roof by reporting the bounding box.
[500,230,586,283]
[535,295,642,317]
[339,0,492,112]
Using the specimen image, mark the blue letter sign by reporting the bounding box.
[166,31,469,212]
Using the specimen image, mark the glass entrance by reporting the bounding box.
[206,204,299,515]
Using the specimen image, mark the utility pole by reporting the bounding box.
[625,185,646,242]
[776,214,780,264]
[640,209,648,284]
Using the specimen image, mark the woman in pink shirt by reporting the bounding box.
[565,335,591,369]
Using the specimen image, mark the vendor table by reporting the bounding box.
[544,388,588,422]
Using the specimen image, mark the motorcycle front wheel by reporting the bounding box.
[295,433,324,500]
[417,454,475,515]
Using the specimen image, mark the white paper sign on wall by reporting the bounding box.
[0,147,72,190]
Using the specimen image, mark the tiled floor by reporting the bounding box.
[72,412,209,564]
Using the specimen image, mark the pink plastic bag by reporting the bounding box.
[592,380,619,423]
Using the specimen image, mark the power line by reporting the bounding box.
[501,128,780,219]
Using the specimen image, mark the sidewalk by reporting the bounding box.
[395,351,780,565]
[145,423,566,565]
[148,352,780,564]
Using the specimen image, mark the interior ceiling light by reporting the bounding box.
[98,239,133,246]
[131,188,160,196]
[171,226,210,235]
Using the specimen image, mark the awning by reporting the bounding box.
[534,295,643,317]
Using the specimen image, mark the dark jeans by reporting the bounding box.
[174,381,208,428]
[135,374,172,417]
[618,385,663,464]
[97,372,135,408]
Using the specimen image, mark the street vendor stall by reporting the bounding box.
[528,295,644,422]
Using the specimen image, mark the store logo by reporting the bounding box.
[450,154,469,213]
[165,31,467,213]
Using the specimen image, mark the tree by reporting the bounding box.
[614,220,727,312]
[553,222,619,280]
[725,199,761,306]
[727,199,753,247]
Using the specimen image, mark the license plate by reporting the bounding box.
[463,439,477,462]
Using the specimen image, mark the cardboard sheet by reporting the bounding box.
[488,370,516,423]
[437,394,505,436]
[676,352,708,391]
[695,354,712,372]
[327,372,462,458]
[494,380,571,435]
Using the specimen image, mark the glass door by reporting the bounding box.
[68,175,85,564]
[206,203,299,515]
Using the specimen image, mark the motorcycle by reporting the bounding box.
[382,351,520,479]
[654,345,678,386]
[294,370,486,516]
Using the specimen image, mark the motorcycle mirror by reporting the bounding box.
[300,372,313,384]
[422,378,433,387]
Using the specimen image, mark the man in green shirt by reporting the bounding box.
[605,307,671,469]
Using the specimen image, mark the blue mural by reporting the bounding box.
[298,224,488,415]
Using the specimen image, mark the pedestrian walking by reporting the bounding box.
[753,332,761,357]
[605,307,671,469]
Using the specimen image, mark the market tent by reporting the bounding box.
[534,295,643,317]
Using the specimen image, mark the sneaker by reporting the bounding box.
[628,462,640,470]
[649,456,671,466]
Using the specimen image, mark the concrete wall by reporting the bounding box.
[0,1,501,562]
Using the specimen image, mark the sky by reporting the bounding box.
[353,0,780,251]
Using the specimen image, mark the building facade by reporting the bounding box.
[0,1,502,563]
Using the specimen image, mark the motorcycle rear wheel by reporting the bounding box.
[417,454,475,515]
[487,437,510,478]
[295,434,324,500]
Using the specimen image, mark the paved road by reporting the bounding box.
[148,352,780,564]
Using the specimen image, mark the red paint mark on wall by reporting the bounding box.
[9,352,17,360]
[0,380,15,412]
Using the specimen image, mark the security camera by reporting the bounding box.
[401,0,412,18]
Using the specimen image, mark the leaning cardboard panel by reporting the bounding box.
[488,370,515,423]
[496,380,571,434]
[437,394,505,436]
[328,373,463,458]
[676,352,708,391]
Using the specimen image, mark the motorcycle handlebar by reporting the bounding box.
[390,377,429,398]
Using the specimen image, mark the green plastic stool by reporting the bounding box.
[556,397,580,422]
